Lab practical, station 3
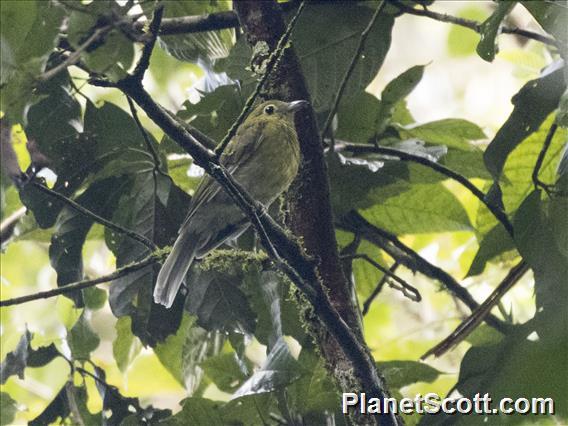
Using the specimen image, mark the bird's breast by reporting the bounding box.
[236,122,300,205]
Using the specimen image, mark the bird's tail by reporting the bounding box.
[154,231,198,308]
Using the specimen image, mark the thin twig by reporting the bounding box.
[214,1,307,158]
[39,26,112,83]
[338,211,513,334]
[30,181,157,251]
[335,141,514,237]
[532,122,559,195]
[391,0,561,50]
[126,96,164,174]
[362,262,400,315]
[422,260,528,359]
[321,0,387,149]
[0,254,158,307]
[343,254,420,302]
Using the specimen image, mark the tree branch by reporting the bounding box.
[391,0,562,50]
[422,260,528,359]
[338,211,514,335]
[335,141,514,237]
[0,254,158,307]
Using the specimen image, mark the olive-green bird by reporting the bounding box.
[154,99,308,308]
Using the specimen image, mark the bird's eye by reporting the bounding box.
[264,105,275,115]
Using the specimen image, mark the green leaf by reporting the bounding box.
[84,102,158,181]
[447,6,487,57]
[476,2,516,62]
[66,2,134,80]
[49,178,124,306]
[398,119,486,151]
[476,114,567,234]
[242,270,307,346]
[233,338,302,398]
[327,152,407,216]
[108,173,188,346]
[164,397,225,426]
[90,364,171,424]
[484,61,566,180]
[377,360,442,389]
[0,330,31,384]
[522,1,568,46]
[154,314,224,392]
[454,334,567,423]
[376,65,425,134]
[0,1,65,122]
[557,89,568,128]
[361,183,472,234]
[0,330,61,384]
[336,92,382,143]
[513,190,568,331]
[352,240,386,300]
[221,394,280,426]
[295,3,394,112]
[466,324,504,347]
[186,264,256,335]
[21,80,84,228]
[467,224,515,276]
[29,383,70,426]
[112,317,141,373]
[287,350,339,416]
[501,115,567,213]
[178,84,244,143]
[67,313,100,360]
[221,3,394,112]
[0,392,17,426]
[83,286,107,310]
[440,148,491,180]
[201,353,248,393]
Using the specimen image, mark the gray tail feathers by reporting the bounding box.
[154,231,198,308]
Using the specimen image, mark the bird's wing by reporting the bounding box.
[181,122,265,227]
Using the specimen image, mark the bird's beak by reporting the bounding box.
[286,100,310,113]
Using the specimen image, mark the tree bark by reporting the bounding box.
[233,2,397,425]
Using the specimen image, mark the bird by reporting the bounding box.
[154,99,309,308]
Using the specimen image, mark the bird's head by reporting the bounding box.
[247,100,310,124]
